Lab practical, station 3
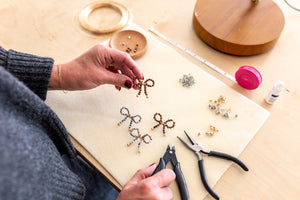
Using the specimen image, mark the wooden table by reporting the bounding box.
[1,0,299,199]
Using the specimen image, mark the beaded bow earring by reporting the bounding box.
[118,107,142,130]
[127,128,152,153]
[133,78,155,98]
[151,113,175,136]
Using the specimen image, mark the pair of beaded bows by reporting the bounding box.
[117,107,176,152]
[117,107,150,153]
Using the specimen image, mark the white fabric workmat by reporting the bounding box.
[46,25,269,200]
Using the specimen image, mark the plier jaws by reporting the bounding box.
[177,131,208,160]
[152,145,190,200]
[177,131,249,200]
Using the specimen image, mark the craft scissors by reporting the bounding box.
[177,131,248,200]
[152,145,190,200]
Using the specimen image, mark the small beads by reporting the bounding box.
[208,95,238,119]
[206,125,219,136]
[134,44,138,53]
[179,74,195,88]
[122,43,139,54]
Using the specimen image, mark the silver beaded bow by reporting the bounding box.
[118,107,142,130]
[127,128,152,153]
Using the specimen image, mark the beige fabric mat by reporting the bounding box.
[46,25,269,199]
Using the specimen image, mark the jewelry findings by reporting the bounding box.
[125,44,139,53]
[208,95,238,119]
[179,74,195,87]
[118,107,141,130]
[133,78,155,98]
[151,113,175,136]
[127,128,152,153]
[206,125,219,136]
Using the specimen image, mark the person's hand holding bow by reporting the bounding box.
[49,44,143,91]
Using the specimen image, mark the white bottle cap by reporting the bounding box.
[273,80,285,95]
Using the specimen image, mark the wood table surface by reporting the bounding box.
[1,0,299,199]
[71,0,300,199]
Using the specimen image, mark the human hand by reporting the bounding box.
[49,44,143,91]
[117,164,176,200]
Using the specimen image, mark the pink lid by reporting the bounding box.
[235,65,262,90]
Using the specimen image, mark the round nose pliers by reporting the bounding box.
[177,131,249,200]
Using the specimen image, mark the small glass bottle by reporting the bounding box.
[265,80,284,104]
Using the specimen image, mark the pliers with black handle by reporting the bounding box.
[177,131,249,200]
[152,145,190,200]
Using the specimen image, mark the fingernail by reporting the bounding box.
[116,86,121,91]
[124,80,132,89]
[142,73,144,80]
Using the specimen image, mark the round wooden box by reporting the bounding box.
[193,0,285,56]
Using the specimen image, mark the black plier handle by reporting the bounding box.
[152,145,190,200]
[198,152,248,200]
[177,131,249,200]
[206,151,248,171]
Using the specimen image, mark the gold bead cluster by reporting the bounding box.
[208,95,238,119]
[205,125,219,136]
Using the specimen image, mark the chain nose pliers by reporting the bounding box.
[177,131,248,200]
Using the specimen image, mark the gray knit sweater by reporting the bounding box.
[0,47,118,200]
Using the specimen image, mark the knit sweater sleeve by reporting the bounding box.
[0,46,54,100]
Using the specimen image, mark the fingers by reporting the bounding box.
[108,47,144,80]
[117,165,175,200]
[108,64,135,80]
[151,169,176,188]
[129,163,157,183]
[102,71,132,89]
[156,187,173,200]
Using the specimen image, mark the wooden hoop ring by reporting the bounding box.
[78,1,131,34]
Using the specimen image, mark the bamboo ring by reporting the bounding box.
[78,1,131,34]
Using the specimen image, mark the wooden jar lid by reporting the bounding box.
[109,30,148,59]
[193,0,285,56]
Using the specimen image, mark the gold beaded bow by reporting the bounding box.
[133,78,155,98]
[151,113,175,136]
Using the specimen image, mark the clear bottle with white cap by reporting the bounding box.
[265,80,284,104]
